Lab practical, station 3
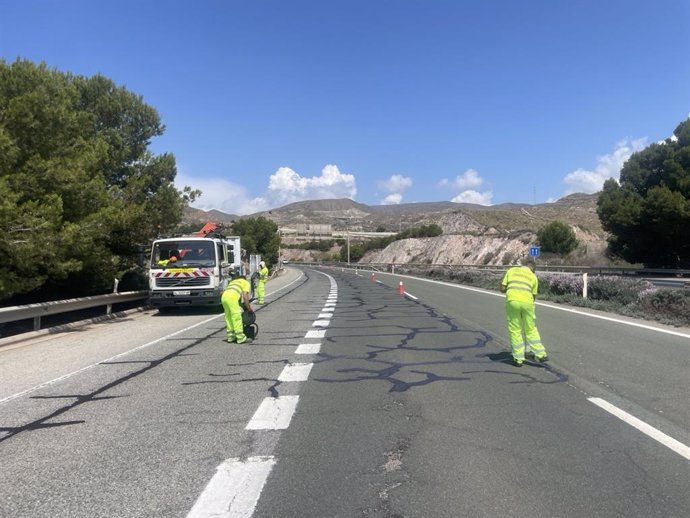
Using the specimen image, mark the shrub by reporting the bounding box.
[537,221,578,256]
[636,289,690,325]
[587,276,655,304]
[538,273,584,296]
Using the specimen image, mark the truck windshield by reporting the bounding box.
[151,240,216,268]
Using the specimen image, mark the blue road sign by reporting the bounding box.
[529,246,540,257]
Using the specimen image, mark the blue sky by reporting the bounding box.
[2,1,689,214]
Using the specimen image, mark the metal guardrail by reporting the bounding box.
[297,261,690,277]
[292,262,690,288]
[0,291,149,332]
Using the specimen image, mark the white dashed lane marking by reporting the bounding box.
[278,363,314,382]
[313,320,331,327]
[188,270,337,518]
[187,456,276,518]
[246,396,300,430]
[295,343,321,354]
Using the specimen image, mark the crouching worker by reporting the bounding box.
[221,273,254,344]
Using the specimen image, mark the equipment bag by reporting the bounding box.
[244,322,258,340]
[242,311,258,340]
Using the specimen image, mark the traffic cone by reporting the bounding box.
[398,280,404,295]
[371,272,376,282]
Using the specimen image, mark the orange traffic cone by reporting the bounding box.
[371,272,376,282]
[398,280,404,295]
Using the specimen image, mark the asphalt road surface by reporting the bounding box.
[1,266,688,517]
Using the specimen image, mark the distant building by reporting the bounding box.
[281,224,333,242]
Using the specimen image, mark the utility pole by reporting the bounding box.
[347,229,350,265]
[277,228,281,269]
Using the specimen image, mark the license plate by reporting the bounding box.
[173,290,191,296]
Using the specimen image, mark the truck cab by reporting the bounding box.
[148,234,242,309]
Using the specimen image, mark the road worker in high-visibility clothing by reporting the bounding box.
[500,258,548,367]
[257,261,269,304]
[221,273,254,344]
[157,250,179,267]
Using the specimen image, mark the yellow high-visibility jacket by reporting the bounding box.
[501,266,538,303]
[224,278,250,301]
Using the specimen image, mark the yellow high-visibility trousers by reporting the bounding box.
[505,299,546,362]
[257,281,266,304]
[221,291,247,343]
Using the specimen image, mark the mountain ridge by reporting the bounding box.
[183,192,604,238]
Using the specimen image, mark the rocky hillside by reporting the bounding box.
[186,193,612,266]
[185,193,604,236]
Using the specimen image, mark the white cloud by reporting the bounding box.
[382,193,403,205]
[268,164,357,204]
[451,190,493,205]
[378,174,412,204]
[440,168,483,189]
[176,173,269,215]
[379,174,412,193]
[179,164,357,216]
[563,138,647,194]
[440,168,492,205]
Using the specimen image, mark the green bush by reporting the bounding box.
[538,221,578,256]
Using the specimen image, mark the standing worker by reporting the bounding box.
[500,258,548,367]
[257,260,269,304]
[221,273,254,344]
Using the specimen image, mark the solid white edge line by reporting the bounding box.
[404,292,418,300]
[246,396,299,430]
[0,313,224,406]
[1,270,309,406]
[377,272,690,340]
[588,397,690,461]
[186,456,276,518]
[266,270,306,297]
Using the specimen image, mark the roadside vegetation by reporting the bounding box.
[395,266,690,328]
[597,118,690,268]
[0,59,196,303]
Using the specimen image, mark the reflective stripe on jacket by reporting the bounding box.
[501,266,538,303]
[259,266,269,282]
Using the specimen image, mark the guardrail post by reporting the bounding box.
[107,278,119,315]
[583,273,588,299]
[33,315,41,331]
